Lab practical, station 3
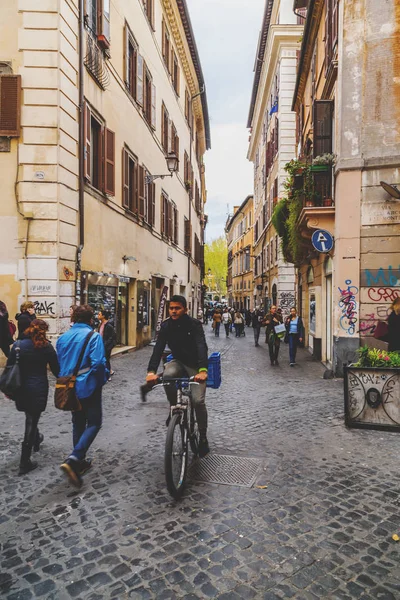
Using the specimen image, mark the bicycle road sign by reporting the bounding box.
[311,229,334,253]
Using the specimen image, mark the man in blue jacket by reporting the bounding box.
[57,305,107,487]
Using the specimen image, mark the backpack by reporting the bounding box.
[8,320,16,340]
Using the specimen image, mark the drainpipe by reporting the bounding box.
[76,0,85,304]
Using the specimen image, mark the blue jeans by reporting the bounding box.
[71,388,102,460]
[289,334,299,364]
[214,322,220,336]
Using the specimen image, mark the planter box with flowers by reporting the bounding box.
[344,347,400,432]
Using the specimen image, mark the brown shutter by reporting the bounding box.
[151,83,156,130]
[133,158,138,214]
[167,200,172,238]
[325,0,331,73]
[151,182,155,226]
[175,133,179,164]
[0,75,21,137]
[313,100,333,157]
[174,207,178,244]
[84,103,91,181]
[137,55,144,106]
[332,0,338,47]
[168,119,172,153]
[122,148,130,208]
[147,179,153,225]
[138,165,145,216]
[124,24,129,87]
[162,20,166,63]
[105,128,115,195]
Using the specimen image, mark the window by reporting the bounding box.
[313,100,333,157]
[184,218,192,254]
[184,151,192,185]
[194,234,201,265]
[275,235,278,262]
[161,104,169,153]
[173,206,178,244]
[142,0,154,28]
[185,88,190,122]
[194,181,201,214]
[172,50,180,95]
[160,192,178,241]
[162,20,171,72]
[0,74,21,137]
[144,169,156,226]
[325,0,339,72]
[171,122,179,161]
[143,65,154,126]
[84,102,115,195]
[122,147,138,213]
[86,0,110,49]
[124,25,137,99]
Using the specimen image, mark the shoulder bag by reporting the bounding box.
[54,330,94,411]
[0,345,22,399]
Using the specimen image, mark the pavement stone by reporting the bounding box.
[1,325,400,599]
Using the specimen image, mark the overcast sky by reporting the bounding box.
[187,0,265,242]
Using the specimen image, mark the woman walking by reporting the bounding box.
[285,307,304,366]
[15,301,36,339]
[234,311,244,337]
[212,309,222,337]
[387,298,400,352]
[6,319,59,474]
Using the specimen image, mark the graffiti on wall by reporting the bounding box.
[33,300,56,316]
[358,270,398,338]
[367,287,400,303]
[278,291,295,315]
[338,280,358,335]
[362,267,400,287]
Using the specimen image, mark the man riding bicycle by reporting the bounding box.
[146,295,210,457]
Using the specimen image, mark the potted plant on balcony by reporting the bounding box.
[323,197,334,207]
[311,153,335,172]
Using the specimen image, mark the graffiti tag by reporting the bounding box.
[338,279,358,335]
[33,300,55,316]
[363,266,400,287]
[278,291,296,312]
[367,287,400,303]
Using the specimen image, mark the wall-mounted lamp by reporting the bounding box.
[122,255,137,262]
[145,152,179,185]
[380,181,400,201]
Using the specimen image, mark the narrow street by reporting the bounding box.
[1,325,400,600]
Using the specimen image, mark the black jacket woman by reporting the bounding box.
[7,319,59,475]
[388,298,400,352]
[15,301,36,340]
[284,307,305,366]
[0,300,13,357]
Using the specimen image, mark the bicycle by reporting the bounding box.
[146,376,200,499]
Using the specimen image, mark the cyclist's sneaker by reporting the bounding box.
[198,437,210,458]
[78,458,92,475]
[60,458,82,488]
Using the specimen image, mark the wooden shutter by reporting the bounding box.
[104,128,115,195]
[151,182,155,226]
[84,102,91,181]
[124,25,129,87]
[97,0,110,48]
[151,83,156,130]
[175,133,179,163]
[0,75,21,137]
[122,148,130,208]
[332,0,338,47]
[313,100,333,157]
[325,0,332,73]
[137,55,144,106]
[168,119,172,153]
[133,157,138,213]
[162,20,166,63]
[138,165,145,216]
[174,207,178,244]
[275,119,279,153]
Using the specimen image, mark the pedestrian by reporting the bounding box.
[285,307,304,366]
[388,298,400,352]
[234,311,244,337]
[252,307,264,347]
[57,305,108,488]
[197,306,203,322]
[69,304,77,327]
[245,310,252,328]
[98,310,117,380]
[0,300,14,358]
[145,295,210,457]
[221,308,232,337]
[264,305,283,365]
[6,319,59,475]
[212,309,222,337]
[15,301,36,340]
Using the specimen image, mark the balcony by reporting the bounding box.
[84,32,110,89]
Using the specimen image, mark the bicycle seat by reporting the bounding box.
[163,359,188,380]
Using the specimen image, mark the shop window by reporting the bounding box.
[309,292,316,334]
[84,103,115,195]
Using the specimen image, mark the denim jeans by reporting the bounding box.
[253,327,261,345]
[214,322,220,337]
[224,323,230,336]
[289,334,299,363]
[71,388,102,460]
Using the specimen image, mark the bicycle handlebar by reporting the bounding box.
[140,376,199,402]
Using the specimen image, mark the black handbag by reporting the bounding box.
[0,345,22,399]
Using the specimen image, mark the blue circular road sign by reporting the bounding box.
[311,229,334,253]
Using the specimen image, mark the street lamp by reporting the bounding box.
[145,152,179,185]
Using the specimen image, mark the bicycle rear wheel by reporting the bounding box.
[165,413,188,499]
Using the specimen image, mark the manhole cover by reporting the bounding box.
[188,454,262,487]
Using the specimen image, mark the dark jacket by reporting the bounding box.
[102,321,117,352]
[285,315,305,343]
[0,309,12,357]
[148,315,208,373]
[388,311,400,352]
[264,311,283,336]
[16,312,36,340]
[251,310,265,329]
[7,338,59,413]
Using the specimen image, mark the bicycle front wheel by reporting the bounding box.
[165,413,188,499]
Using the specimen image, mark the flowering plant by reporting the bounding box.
[312,153,336,166]
[354,346,400,368]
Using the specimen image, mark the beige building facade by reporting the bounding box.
[0,0,210,352]
[247,0,302,316]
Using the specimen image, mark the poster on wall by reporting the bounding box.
[137,281,149,330]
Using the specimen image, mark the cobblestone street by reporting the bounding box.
[1,325,400,600]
